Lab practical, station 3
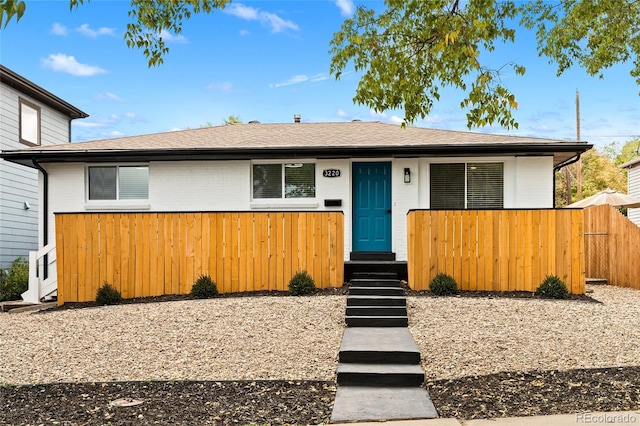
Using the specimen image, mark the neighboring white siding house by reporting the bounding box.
[0,65,87,269]
[621,157,640,227]
[2,121,591,266]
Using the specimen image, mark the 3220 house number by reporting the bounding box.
[323,169,341,178]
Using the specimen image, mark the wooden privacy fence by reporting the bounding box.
[584,205,640,290]
[407,209,585,294]
[55,212,344,305]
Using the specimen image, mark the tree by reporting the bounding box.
[222,115,242,125]
[555,143,629,207]
[330,0,640,129]
[1,0,230,66]
[3,0,639,128]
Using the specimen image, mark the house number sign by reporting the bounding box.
[323,169,341,178]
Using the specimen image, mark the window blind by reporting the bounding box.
[430,163,465,209]
[119,166,149,199]
[467,163,503,208]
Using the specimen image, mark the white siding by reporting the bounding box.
[45,155,555,263]
[628,164,640,227]
[0,82,70,268]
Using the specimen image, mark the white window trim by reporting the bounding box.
[85,164,150,209]
[250,160,318,208]
[19,97,41,146]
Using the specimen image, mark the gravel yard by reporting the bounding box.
[0,296,346,385]
[2,285,640,424]
[410,285,640,380]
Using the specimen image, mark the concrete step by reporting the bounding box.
[338,327,421,363]
[346,316,409,327]
[346,305,407,316]
[349,278,403,288]
[330,386,438,423]
[352,272,398,280]
[347,295,406,307]
[337,363,424,386]
[349,286,405,296]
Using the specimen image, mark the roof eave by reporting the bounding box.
[0,65,89,119]
[1,142,593,169]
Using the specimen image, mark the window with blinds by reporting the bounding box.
[430,162,503,209]
[88,165,149,200]
[467,163,503,208]
[253,163,316,199]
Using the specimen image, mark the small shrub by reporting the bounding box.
[96,282,122,305]
[535,275,569,299]
[0,257,29,302]
[191,274,218,299]
[288,270,316,295]
[429,272,458,296]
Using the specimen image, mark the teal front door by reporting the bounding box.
[352,162,392,252]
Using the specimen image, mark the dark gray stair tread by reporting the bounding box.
[339,327,417,362]
[347,295,407,306]
[346,316,409,328]
[350,279,402,288]
[339,327,420,354]
[349,286,404,296]
[337,363,424,386]
[352,272,398,279]
[346,306,407,316]
[330,386,437,422]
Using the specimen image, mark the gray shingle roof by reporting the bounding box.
[1,121,592,168]
[22,121,576,151]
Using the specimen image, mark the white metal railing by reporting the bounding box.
[23,244,57,304]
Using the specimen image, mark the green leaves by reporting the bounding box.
[330,0,522,129]
[521,0,640,89]
[0,0,26,28]
[124,0,230,67]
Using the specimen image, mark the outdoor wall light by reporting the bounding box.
[404,168,411,183]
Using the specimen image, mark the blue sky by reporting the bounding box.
[1,0,638,148]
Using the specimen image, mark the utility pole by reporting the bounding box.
[576,89,582,200]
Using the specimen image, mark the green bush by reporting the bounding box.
[288,270,316,295]
[429,272,458,296]
[0,257,29,302]
[190,274,218,299]
[96,282,123,305]
[535,275,569,299]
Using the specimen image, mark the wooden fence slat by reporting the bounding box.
[406,209,586,294]
[55,212,344,303]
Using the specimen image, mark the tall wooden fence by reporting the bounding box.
[407,209,585,294]
[584,205,640,290]
[55,212,344,305]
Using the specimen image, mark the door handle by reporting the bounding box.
[386,209,392,214]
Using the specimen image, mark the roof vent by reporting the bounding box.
[294,114,301,123]
[248,120,261,124]
[352,119,362,122]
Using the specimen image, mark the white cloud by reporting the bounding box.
[269,74,309,88]
[51,22,68,36]
[108,131,126,137]
[73,112,144,130]
[311,72,330,82]
[41,54,107,76]
[390,115,404,125]
[337,109,349,118]
[239,29,251,36]
[225,3,259,20]
[76,23,116,37]
[207,82,236,93]
[369,109,405,125]
[224,3,299,33]
[335,0,355,17]
[159,29,188,43]
[96,92,126,102]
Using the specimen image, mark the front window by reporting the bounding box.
[253,163,316,199]
[88,165,149,200]
[19,98,40,146]
[430,162,503,209]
